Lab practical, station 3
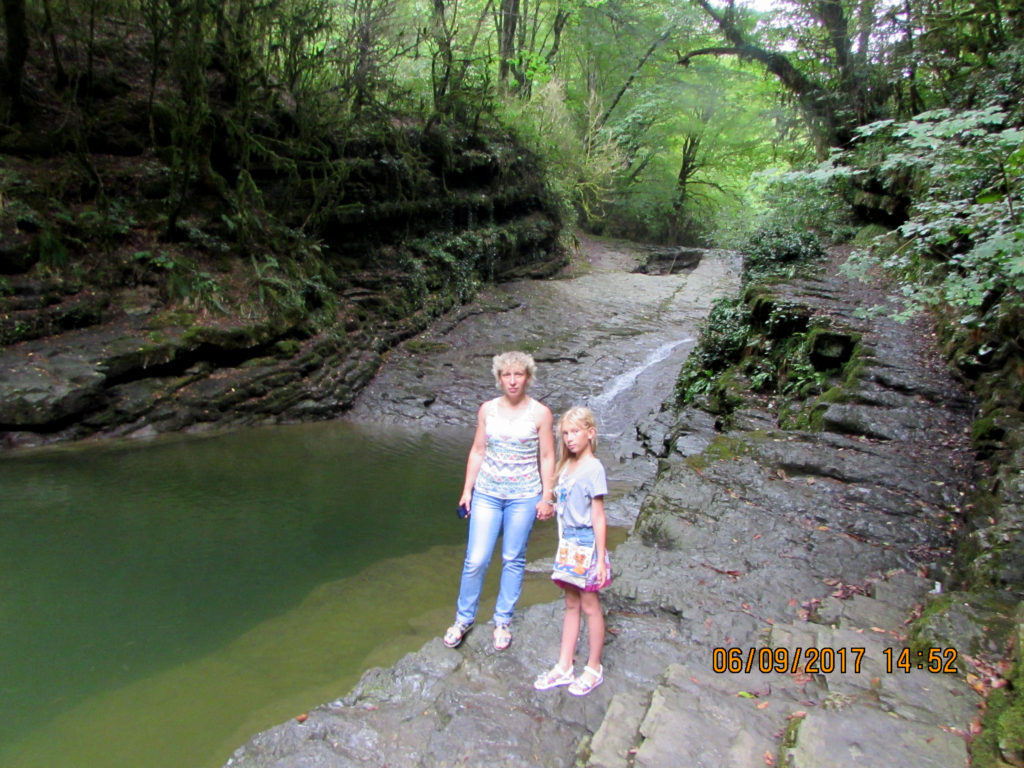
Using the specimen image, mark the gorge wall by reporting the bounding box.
[0,123,566,450]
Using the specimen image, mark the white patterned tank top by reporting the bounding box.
[474,397,542,499]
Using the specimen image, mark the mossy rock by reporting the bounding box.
[804,402,831,432]
[909,591,1020,667]
[706,368,747,415]
[997,704,1024,766]
[807,328,859,371]
[851,224,893,246]
[274,339,303,357]
[405,340,450,355]
[685,434,751,471]
[817,386,848,405]
[972,413,1007,446]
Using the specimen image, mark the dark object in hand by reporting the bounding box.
[457,503,470,519]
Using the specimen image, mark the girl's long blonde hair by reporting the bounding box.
[555,406,598,476]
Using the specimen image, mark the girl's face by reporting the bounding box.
[561,420,595,456]
[499,366,529,398]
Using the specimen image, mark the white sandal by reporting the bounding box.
[533,663,575,690]
[568,664,603,696]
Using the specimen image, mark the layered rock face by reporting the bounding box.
[0,130,565,450]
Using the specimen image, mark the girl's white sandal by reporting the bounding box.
[568,664,603,696]
[533,663,575,690]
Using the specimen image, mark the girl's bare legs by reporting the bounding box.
[578,591,604,683]
[557,587,582,671]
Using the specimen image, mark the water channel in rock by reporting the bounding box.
[0,235,740,767]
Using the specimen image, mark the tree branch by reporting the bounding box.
[596,25,675,131]
[677,46,740,66]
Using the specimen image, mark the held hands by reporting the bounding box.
[535,498,555,520]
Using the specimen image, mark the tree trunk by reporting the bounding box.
[1,0,29,121]
[497,0,519,89]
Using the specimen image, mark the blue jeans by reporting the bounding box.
[562,525,595,546]
[455,490,539,626]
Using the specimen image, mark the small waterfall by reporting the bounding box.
[588,337,695,413]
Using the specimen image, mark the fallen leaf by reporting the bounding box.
[763,750,775,765]
[295,713,309,723]
[757,701,770,709]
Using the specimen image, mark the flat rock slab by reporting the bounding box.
[784,707,968,768]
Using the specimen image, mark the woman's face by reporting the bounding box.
[499,366,529,398]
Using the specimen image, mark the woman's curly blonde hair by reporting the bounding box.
[491,351,537,389]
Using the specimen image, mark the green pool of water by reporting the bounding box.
[0,420,568,767]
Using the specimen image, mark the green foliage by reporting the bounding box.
[33,228,69,269]
[841,106,1024,329]
[970,659,1024,768]
[134,250,226,311]
[497,79,619,228]
[742,222,826,282]
[674,297,751,404]
[559,1,804,243]
[408,231,483,303]
[250,253,333,323]
[748,164,859,245]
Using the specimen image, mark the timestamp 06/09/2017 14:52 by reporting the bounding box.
[711,645,959,675]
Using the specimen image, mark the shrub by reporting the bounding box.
[674,297,751,405]
[742,223,826,282]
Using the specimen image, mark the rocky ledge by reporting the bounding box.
[224,255,1002,767]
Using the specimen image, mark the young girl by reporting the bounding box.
[534,406,610,696]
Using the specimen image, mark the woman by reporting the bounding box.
[443,351,555,651]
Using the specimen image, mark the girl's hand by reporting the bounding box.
[459,492,472,516]
[596,558,607,587]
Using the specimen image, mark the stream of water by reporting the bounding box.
[0,420,570,768]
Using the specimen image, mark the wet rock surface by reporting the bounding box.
[345,233,740,497]
[226,243,983,768]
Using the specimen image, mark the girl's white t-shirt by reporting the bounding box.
[555,457,608,528]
